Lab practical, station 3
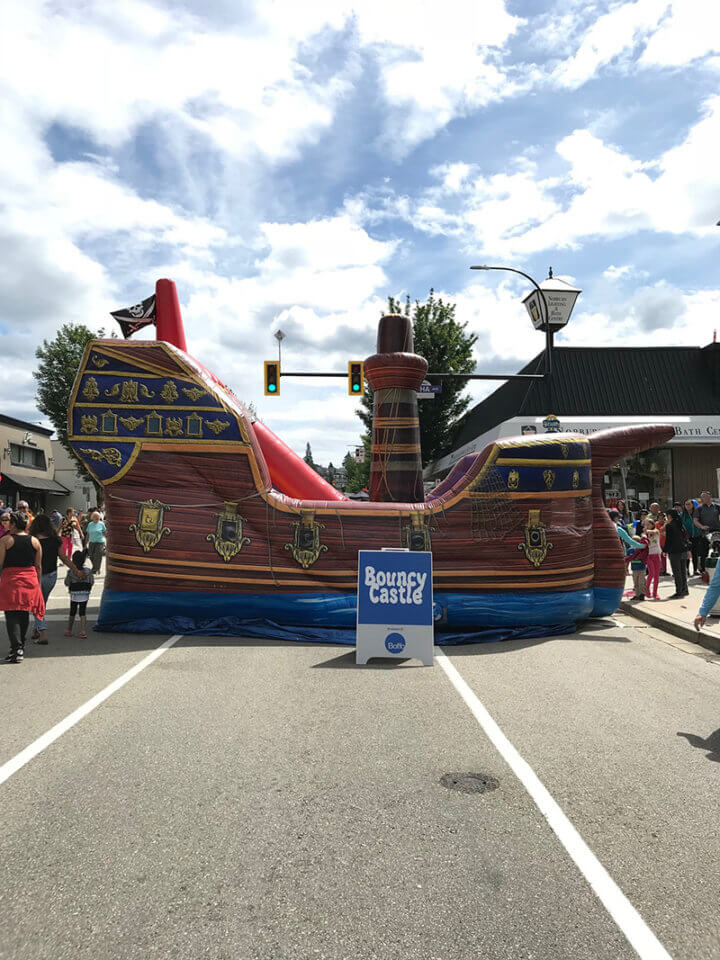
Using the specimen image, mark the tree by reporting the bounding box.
[342,452,361,493]
[327,461,337,485]
[356,291,477,465]
[304,442,315,468]
[34,323,109,498]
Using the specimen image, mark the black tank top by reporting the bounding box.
[3,534,36,568]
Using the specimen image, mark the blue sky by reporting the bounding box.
[2,0,719,464]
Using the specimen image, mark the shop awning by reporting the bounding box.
[1,471,70,494]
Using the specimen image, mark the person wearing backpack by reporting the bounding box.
[664,508,690,599]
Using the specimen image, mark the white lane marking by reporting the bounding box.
[0,635,182,786]
[435,648,673,960]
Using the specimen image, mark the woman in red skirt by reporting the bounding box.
[0,511,44,664]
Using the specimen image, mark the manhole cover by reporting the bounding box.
[440,772,499,795]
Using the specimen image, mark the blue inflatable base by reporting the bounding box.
[94,586,620,645]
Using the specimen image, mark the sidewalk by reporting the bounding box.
[619,569,720,654]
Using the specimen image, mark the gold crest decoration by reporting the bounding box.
[543,469,555,490]
[206,502,251,562]
[119,415,144,431]
[80,415,98,434]
[104,380,155,403]
[82,377,100,401]
[91,355,109,368]
[403,512,434,551]
[160,381,179,403]
[79,447,123,468]
[182,386,206,402]
[508,469,520,491]
[572,470,580,489]
[205,419,229,435]
[517,509,553,568]
[165,417,183,437]
[285,511,328,568]
[129,499,171,553]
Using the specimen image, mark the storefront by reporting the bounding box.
[0,414,70,511]
[427,343,720,510]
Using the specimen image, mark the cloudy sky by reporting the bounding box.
[2,0,719,464]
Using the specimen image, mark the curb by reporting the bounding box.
[619,600,720,654]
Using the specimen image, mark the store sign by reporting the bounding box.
[542,415,562,433]
[356,550,434,666]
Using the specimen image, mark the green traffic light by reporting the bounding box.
[268,383,276,392]
[352,383,360,391]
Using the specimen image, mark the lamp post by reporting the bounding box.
[273,329,286,365]
[470,264,581,411]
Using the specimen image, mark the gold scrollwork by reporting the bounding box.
[205,419,229,435]
[403,513,435,551]
[206,502,251,562]
[165,417,183,437]
[572,470,580,489]
[119,415,144,431]
[91,355,109,368]
[80,415,98,434]
[160,381,179,403]
[508,469,520,491]
[543,469,555,490]
[104,380,156,403]
[284,511,327,568]
[182,386,206,402]
[82,377,100,401]
[79,447,123,468]
[517,509,553,568]
[129,499,171,553]
[560,443,570,458]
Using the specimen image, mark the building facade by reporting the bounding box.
[0,414,69,511]
[428,343,720,511]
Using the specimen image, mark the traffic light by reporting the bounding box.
[348,361,363,396]
[264,361,280,396]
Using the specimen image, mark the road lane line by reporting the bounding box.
[435,648,673,960]
[0,635,182,787]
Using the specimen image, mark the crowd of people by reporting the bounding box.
[0,503,105,663]
[609,491,720,602]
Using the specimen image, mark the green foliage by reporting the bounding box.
[34,323,108,494]
[327,461,336,485]
[304,442,315,467]
[356,290,477,465]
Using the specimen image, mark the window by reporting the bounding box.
[9,443,46,470]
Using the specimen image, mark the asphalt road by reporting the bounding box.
[1,577,719,960]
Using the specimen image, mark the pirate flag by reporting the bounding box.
[110,294,156,338]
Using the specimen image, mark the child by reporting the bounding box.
[644,519,662,600]
[629,534,649,601]
[64,550,93,638]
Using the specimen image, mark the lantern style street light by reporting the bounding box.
[470,264,582,378]
[522,268,581,332]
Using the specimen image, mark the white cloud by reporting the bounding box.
[358,94,720,258]
[553,0,671,89]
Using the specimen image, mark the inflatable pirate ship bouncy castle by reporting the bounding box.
[69,279,673,641]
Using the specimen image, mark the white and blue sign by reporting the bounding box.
[356,550,434,666]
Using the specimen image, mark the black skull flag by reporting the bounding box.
[110,294,156,338]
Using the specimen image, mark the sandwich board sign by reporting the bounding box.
[356,549,434,666]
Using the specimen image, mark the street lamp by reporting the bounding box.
[522,268,581,333]
[273,328,286,364]
[470,264,581,378]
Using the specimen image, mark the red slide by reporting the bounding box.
[153,279,347,502]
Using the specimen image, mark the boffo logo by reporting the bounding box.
[385,632,406,654]
[364,566,427,605]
